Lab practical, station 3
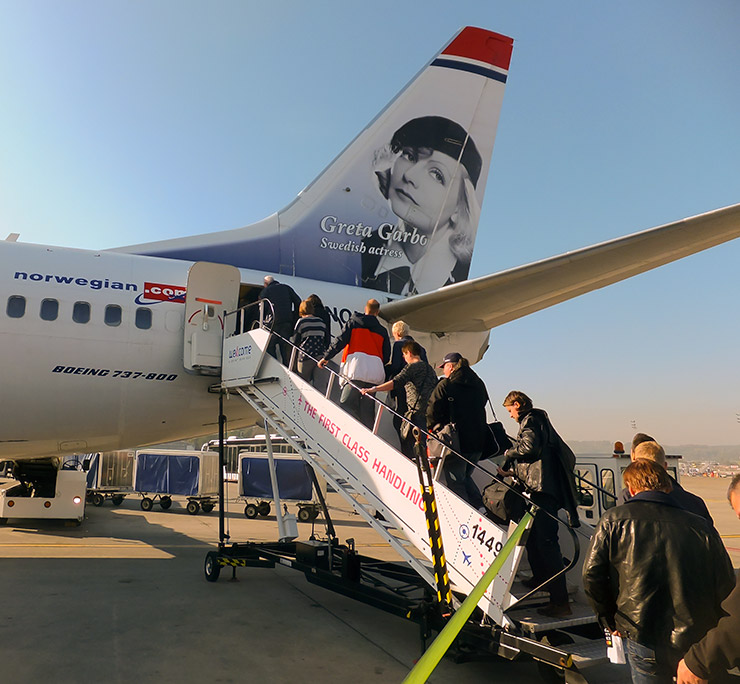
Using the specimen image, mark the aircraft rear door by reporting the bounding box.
[184,262,241,375]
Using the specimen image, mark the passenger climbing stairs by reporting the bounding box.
[213,324,607,680]
[222,327,525,624]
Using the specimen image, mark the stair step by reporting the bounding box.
[505,600,598,634]
[223,343,528,629]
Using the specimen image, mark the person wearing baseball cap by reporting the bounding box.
[437,351,463,369]
[426,352,488,508]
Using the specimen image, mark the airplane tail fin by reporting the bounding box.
[119,27,513,295]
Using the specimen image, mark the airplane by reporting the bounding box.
[1,25,739,501]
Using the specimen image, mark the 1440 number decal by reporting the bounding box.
[470,523,504,555]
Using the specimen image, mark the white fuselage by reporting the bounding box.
[0,240,487,462]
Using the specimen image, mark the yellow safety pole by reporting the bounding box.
[402,511,533,684]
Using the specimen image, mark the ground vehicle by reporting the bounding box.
[0,458,86,524]
[574,451,682,522]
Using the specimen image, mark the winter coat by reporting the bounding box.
[503,407,579,524]
[684,580,740,679]
[583,491,735,652]
[258,280,301,326]
[426,364,488,453]
[617,473,714,525]
[322,312,390,385]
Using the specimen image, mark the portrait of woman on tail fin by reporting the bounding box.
[362,116,482,295]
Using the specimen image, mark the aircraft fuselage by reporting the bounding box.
[0,240,488,461]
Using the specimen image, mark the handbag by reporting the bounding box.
[483,420,512,458]
[426,422,460,461]
[399,413,416,440]
[482,400,513,458]
[399,391,422,441]
[482,478,525,525]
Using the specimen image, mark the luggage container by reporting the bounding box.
[134,449,219,514]
[238,451,323,522]
[83,450,135,507]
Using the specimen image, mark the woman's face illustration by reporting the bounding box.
[388,146,463,236]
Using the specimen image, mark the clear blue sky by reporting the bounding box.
[1,1,738,445]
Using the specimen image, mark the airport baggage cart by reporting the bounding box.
[84,450,135,507]
[238,452,321,521]
[134,449,219,514]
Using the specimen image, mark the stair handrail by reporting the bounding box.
[224,301,586,601]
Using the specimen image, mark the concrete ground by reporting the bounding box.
[682,476,740,567]
[7,476,735,683]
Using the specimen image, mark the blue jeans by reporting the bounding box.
[624,639,681,684]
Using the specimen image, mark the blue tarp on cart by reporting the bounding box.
[240,457,313,501]
[135,452,200,496]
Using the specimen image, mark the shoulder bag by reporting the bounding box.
[482,400,512,458]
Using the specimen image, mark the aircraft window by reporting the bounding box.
[40,298,59,321]
[135,307,152,329]
[105,304,122,327]
[73,301,91,324]
[7,295,26,318]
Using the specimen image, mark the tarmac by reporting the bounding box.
[0,477,735,683]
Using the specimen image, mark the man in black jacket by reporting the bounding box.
[500,390,579,618]
[426,352,488,508]
[258,276,301,364]
[583,460,735,684]
[617,438,714,525]
[677,473,740,684]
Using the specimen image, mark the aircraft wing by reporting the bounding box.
[380,203,740,333]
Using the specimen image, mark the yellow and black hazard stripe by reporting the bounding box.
[217,557,251,568]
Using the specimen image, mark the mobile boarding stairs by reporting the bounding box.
[204,308,607,682]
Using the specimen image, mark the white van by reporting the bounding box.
[575,451,681,522]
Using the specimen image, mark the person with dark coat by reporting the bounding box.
[385,321,427,445]
[583,460,735,684]
[676,473,740,684]
[617,437,714,525]
[500,390,580,618]
[258,275,301,364]
[426,352,488,508]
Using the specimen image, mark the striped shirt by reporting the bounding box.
[292,315,327,361]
